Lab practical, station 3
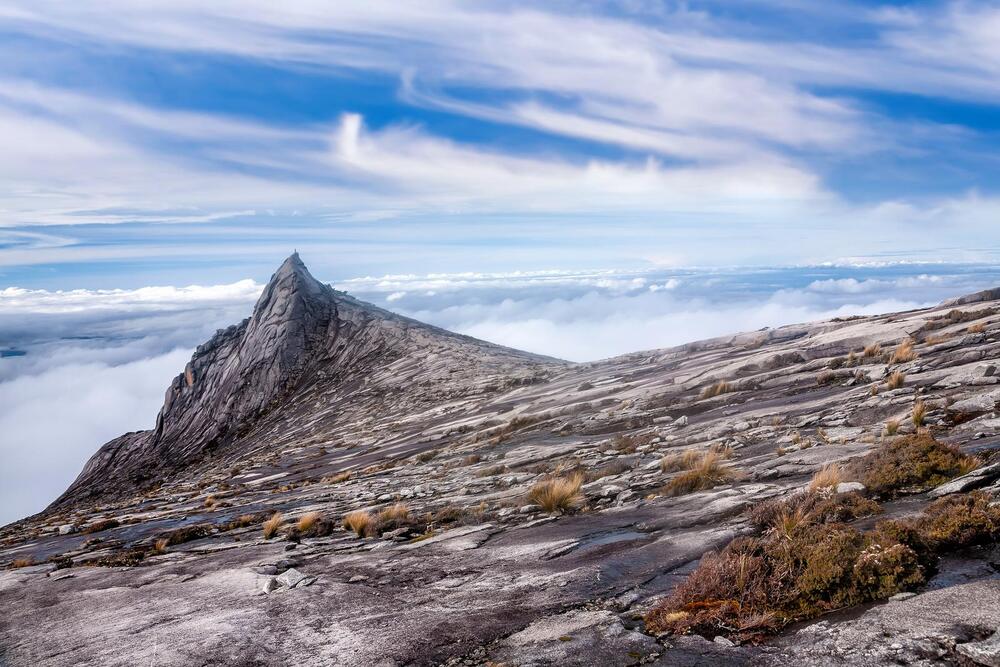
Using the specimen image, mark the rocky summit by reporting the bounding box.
[6,256,1000,666]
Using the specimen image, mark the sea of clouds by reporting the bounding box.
[3,263,1000,524]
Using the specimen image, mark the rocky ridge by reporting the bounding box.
[4,256,1000,666]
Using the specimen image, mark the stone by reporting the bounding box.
[929,462,1000,498]
[519,504,540,514]
[675,415,689,427]
[57,524,76,535]
[260,577,279,594]
[835,482,866,494]
[957,631,1000,667]
[890,592,916,601]
[275,568,311,589]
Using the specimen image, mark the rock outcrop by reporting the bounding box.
[6,256,1000,666]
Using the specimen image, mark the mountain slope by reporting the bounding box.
[53,253,560,508]
[6,260,1000,667]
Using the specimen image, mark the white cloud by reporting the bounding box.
[0,349,191,525]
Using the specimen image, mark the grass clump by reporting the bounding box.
[968,322,987,334]
[343,510,378,537]
[323,471,352,484]
[527,473,584,514]
[376,503,411,532]
[885,419,900,436]
[863,343,882,358]
[700,380,734,400]
[848,433,977,498]
[808,464,843,492]
[886,370,906,390]
[10,558,34,569]
[157,523,212,547]
[912,400,927,427]
[297,511,321,533]
[660,450,702,473]
[889,339,917,364]
[82,518,120,534]
[662,452,737,497]
[262,513,283,539]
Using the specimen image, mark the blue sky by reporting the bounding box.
[2,1,1000,287]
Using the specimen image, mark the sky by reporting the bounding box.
[4,0,1000,523]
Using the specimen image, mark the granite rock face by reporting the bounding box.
[7,256,1000,666]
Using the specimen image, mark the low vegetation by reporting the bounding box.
[646,490,997,642]
[82,518,120,534]
[527,473,584,513]
[886,370,906,390]
[262,513,283,539]
[808,464,842,492]
[343,510,377,537]
[662,451,737,497]
[157,523,212,546]
[848,433,977,497]
[700,380,734,400]
[912,400,927,427]
[889,339,917,364]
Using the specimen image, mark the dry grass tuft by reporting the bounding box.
[863,342,882,358]
[343,510,377,537]
[700,380,735,399]
[262,513,283,539]
[660,450,702,473]
[808,464,843,492]
[297,511,321,533]
[889,339,917,364]
[10,558,33,569]
[968,322,987,334]
[886,370,906,390]
[912,400,927,427]
[885,419,900,436]
[527,473,584,514]
[663,452,738,497]
[153,538,169,554]
[376,503,411,531]
[323,471,352,484]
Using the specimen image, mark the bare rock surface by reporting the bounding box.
[5,255,1000,665]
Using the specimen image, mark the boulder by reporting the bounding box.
[929,462,1000,498]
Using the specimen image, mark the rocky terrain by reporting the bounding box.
[5,255,1000,666]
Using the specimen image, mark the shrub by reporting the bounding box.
[748,491,880,530]
[82,518,120,534]
[969,322,987,334]
[660,450,702,473]
[663,452,737,497]
[323,471,352,484]
[415,449,439,463]
[343,510,377,537]
[262,513,283,539]
[886,370,906,390]
[462,454,482,466]
[527,473,584,514]
[647,506,922,641]
[376,503,411,532]
[297,511,321,533]
[913,492,1000,549]
[158,523,211,546]
[848,433,977,497]
[700,380,734,399]
[889,340,917,364]
[808,464,842,492]
[816,370,836,385]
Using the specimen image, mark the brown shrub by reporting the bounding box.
[297,511,321,533]
[969,322,987,334]
[889,339,917,364]
[82,518,120,534]
[848,433,977,497]
[262,513,283,539]
[913,492,1000,549]
[700,380,734,399]
[808,464,842,492]
[527,473,584,514]
[886,370,906,390]
[376,503,411,532]
[863,343,882,358]
[663,452,737,497]
[748,491,880,531]
[323,471,352,484]
[158,523,212,546]
[660,450,702,473]
[10,558,33,569]
[343,510,377,537]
